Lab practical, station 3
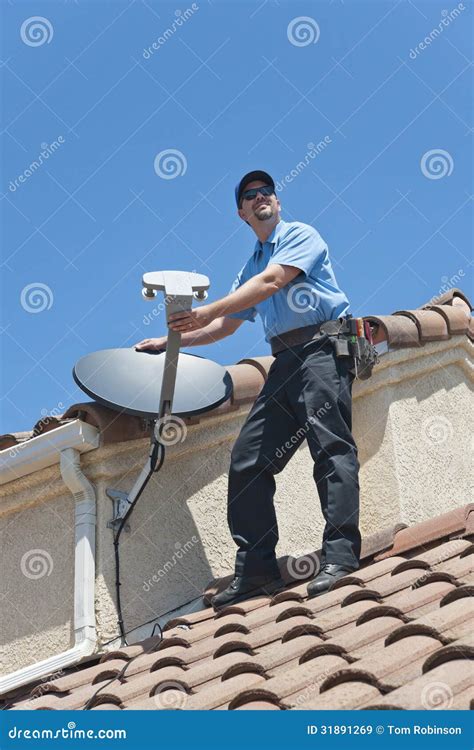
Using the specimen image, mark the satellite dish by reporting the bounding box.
[73,348,233,419]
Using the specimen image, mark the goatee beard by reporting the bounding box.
[254,205,273,221]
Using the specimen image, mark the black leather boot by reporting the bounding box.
[307,563,355,598]
[211,573,285,610]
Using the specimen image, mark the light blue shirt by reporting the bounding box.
[226,219,350,342]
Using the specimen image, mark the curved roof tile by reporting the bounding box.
[0,287,471,448]
[3,504,473,711]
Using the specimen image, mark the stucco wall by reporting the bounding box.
[1,336,472,675]
[354,336,473,531]
[0,466,75,675]
[88,409,326,643]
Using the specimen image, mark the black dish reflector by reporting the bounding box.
[73,348,233,419]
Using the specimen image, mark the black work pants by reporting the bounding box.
[227,334,361,577]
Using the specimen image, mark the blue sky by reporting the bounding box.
[1,0,472,432]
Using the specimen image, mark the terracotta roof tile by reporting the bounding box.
[232,652,350,710]
[2,288,471,448]
[385,580,457,618]
[392,309,450,342]
[361,314,421,348]
[100,635,163,662]
[0,432,33,450]
[423,304,471,335]
[295,678,384,710]
[331,634,443,690]
[325,615,406,658]
[375,505,474,559]
[419,287,472,310]
[359,524,407,560]
[62,402,150,445]
[389,597,474,642]
[363,659,473,710]
[5,504,473,712]
[34,658,128,694]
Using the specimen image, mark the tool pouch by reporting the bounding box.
[329,319,379,380]
[350,336,379,380]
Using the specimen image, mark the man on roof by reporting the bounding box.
[135,170,361,608]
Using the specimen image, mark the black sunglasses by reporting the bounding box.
[241,185,275,202]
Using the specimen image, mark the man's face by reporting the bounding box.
[238,180,281,226]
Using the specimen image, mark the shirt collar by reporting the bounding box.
[254,219,286,256]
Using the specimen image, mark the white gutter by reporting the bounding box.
[0,448,98,695]
[0,420,99,485]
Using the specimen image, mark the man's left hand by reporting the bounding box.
[168,305,217,332]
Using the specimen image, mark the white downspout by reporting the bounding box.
[0,448,97,694]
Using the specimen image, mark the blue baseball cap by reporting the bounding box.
[235,170,275,207]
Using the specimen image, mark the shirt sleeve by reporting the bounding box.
[267,223,326,277]
[224,264,258,323]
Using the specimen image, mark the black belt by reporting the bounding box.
[269,318,350,356]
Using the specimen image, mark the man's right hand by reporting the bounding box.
[134,337,167,352]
